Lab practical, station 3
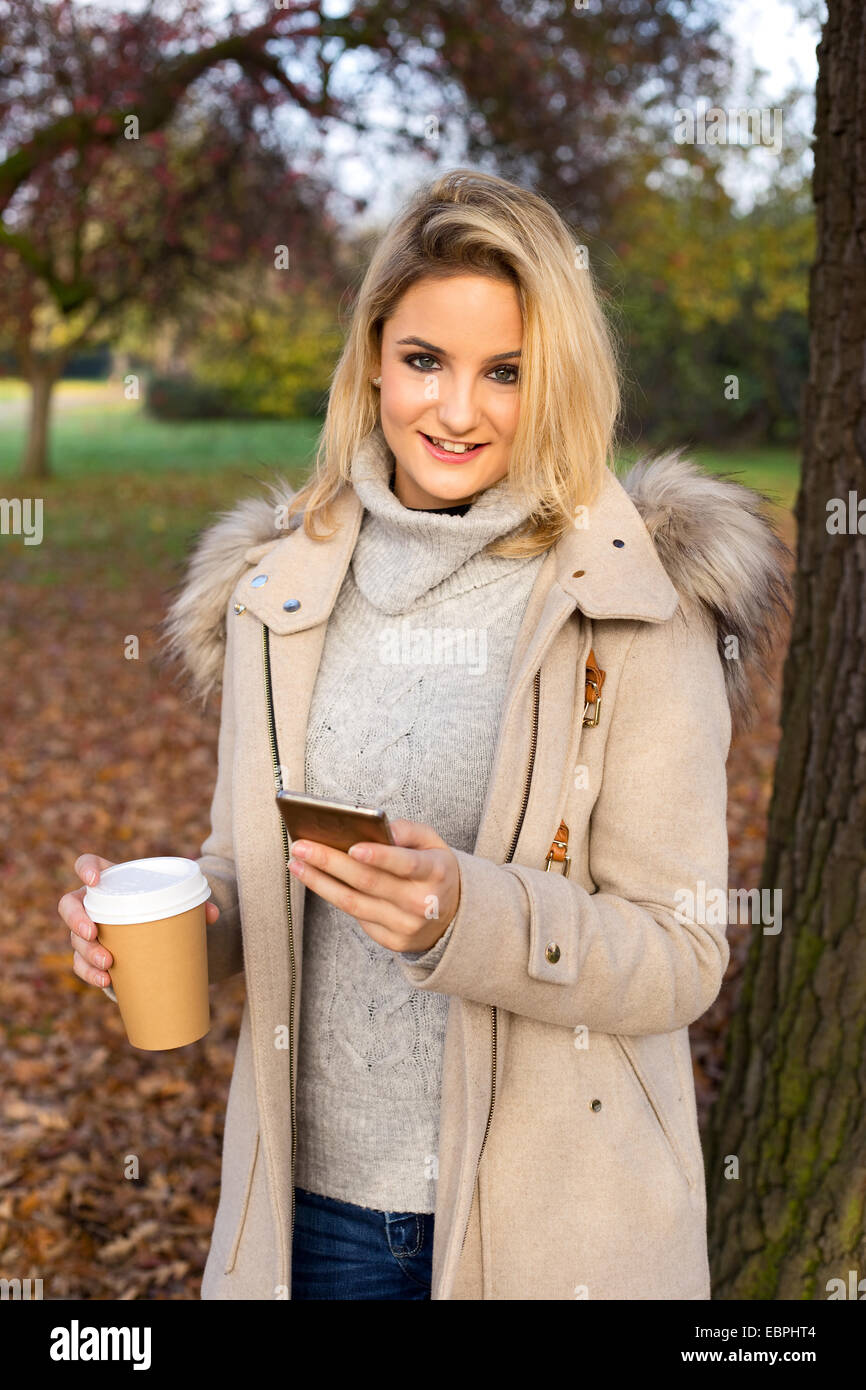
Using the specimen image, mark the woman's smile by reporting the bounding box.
[418,431,491,463]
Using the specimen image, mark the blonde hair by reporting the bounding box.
[288,167,621,557]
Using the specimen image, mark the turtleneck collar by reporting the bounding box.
[348,425,541,613]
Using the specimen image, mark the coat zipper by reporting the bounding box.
[261,623,297,1256]
[458,667,541,1259]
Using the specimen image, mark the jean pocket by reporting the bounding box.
[385,1213,425,1259]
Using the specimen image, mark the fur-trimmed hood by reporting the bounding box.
[159,447,793,734]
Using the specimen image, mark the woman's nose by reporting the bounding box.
[433,382,483,438]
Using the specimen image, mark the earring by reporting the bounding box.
[372,377,382,387]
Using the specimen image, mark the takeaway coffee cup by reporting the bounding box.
[82,857,212,1050]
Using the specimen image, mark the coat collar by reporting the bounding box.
[234,466,680,635]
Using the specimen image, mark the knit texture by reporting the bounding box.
[293,427,548,1212]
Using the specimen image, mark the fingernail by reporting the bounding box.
[292,843,309,858]
[348,845,370,861]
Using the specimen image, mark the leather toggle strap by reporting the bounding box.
[545,649,607,876]
[544,820,570,877]
[583,645,606,728]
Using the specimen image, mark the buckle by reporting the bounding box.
[545,840,571,877]
[583,678,601,727]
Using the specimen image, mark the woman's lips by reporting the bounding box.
[419,431,489,463]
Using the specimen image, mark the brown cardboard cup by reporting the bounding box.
[83,858,211,1050]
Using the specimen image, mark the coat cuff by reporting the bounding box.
[397,847,577,999]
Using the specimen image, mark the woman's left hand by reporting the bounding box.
[287,817,461,954]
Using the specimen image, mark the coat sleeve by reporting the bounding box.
[398,600,732,1034]
[194,597,244,984]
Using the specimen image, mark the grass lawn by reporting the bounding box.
[0,391,321,478]
[0,388,799,592]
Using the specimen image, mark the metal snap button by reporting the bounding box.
[612,539,625,548]
[233,602,246,614]
[545,941,561,963]
[250,574,268,588]
[282,598,301,612]
[590,1099,602,1112]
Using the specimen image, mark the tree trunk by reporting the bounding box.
[20,358,63,481]
[705,0,866,1300]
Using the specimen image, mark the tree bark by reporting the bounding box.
[20,357,64,481]
[706,0,866,1300]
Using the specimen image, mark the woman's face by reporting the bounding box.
[374,273,523,509]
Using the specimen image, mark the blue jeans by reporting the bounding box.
[291,1186,434,1300]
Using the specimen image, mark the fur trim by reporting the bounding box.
[158,477,301,708]
[621,448,793,732]
[159,451,793,731]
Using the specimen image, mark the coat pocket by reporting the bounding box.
[612,1035,697,1192]
[223,1130,261,1275]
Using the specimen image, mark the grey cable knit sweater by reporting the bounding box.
[293,429,548,1212]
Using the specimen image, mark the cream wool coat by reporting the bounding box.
[159,434,791,1301]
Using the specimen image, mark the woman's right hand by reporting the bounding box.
[60,853,221,991]
[61,854,117,989]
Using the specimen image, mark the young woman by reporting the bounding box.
[62,168,790,1300]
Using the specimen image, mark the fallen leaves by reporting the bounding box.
[0,533,245,1298]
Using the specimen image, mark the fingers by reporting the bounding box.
[294,836,432,889]
[289,844,419,934]
[205,901,220,922]
[70,919,113,987]
[71,947,112,990]
[58,883,97,940]
[63,854,114,990]
[387,818,448,852]
[74,853,114,887]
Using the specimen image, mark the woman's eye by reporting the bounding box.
[405,354,440,371]
[489,364,519,384]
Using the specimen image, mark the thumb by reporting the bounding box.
[387,818,448,852]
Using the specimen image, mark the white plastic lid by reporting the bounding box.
[82,857,212,925]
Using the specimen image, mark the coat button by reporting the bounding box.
[233,602,246,614]
[282,598,301,612]
[590,1099,602,1112]
[612,539,625,548]
[250,574,268,588]
[545,941,561,963]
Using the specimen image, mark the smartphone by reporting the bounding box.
[276,789,395,854]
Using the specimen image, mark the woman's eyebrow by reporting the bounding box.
[395,336,522,365]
